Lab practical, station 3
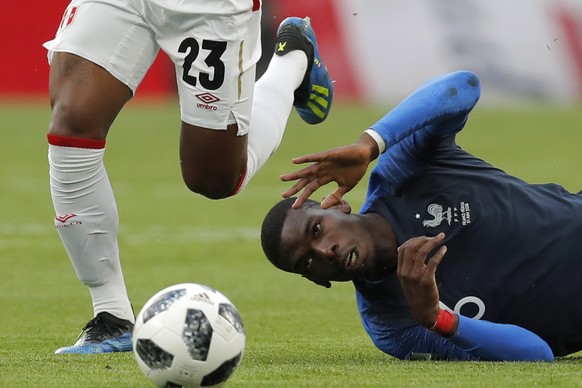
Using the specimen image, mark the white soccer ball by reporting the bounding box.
[132,283,246,387]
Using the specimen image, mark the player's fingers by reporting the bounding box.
[415,233,445,259]
[426,245,447,274]
[291,152,328,164]
[291,182,322,209]
[281,179,309,198]
[280,165,316,182]
[291,196,306,209]
[413,234,445,271]
[397,244,404,273]
[397,241,414,274]
[399,234,445,269]
[320,187,347,209]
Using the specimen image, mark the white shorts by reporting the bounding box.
[44,0,262,134]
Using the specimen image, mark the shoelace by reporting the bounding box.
[78,314,128,342]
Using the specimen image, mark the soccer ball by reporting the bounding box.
[132,283,246,387]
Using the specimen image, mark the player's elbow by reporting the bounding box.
[454,70,481,101]
[528,343,554,362]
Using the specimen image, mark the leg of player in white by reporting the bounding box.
[238,51,307,190]
[45,0,332,355]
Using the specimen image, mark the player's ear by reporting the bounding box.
[302,275,332,288]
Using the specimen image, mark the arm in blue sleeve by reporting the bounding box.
[447,315,554,361]
[369,70,481,147]
[366,322,474,361]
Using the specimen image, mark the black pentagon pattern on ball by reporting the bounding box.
[201,353,243,387]
[182,308,212,361]
[135,339,174,370]
[218,303,245,334]
[143,288,187,324]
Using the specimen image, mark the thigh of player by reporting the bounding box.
[45,0,158,139]
[150,2,263,195]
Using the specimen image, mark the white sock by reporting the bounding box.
[235,51,308,192]
[49,143,134,323]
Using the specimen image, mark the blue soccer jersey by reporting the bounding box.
[354,71,582,360]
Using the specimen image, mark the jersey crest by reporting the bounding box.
[418,201,472,228]
[59,6,79,31]
[422,204,452,227]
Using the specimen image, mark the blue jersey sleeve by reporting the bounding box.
[362,317,474,361]
[364,314,554,361]
[364,71,481,193]
[370,70,481,148]
[356,279,474,360]
[447,315,554,361]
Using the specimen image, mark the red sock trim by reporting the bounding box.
[47,134,106,149]
[230,166,248,196]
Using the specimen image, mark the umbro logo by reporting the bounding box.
[55,213,82,228]
[195,93,220,104]
[195,93,220,111]
[55,214,76,223]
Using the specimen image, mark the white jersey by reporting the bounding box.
[44,0,262,133]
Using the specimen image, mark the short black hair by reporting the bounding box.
[260,197,319,271]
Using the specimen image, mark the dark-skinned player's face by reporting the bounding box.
[279,206,378,283]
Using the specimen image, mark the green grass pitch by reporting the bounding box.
[1,99,582,387]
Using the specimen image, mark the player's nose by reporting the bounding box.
[314,241,337,260]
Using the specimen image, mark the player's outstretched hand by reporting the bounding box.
[397,233,447,328]
[281,137,377,209]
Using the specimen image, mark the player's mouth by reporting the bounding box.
[344,249,358,269]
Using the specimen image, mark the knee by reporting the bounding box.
[49,99,104,138]
[49,100,81,134]
[182,173,241,200]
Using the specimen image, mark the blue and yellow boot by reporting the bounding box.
[275,16,334,124]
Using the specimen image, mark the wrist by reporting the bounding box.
[363,129,385,156]
[430,309,457,337]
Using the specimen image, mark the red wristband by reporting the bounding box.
[430,309,456,336]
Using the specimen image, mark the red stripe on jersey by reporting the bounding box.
[48,134,106,149]
[252,0,260,12]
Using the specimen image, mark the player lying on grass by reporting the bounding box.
[261,70,582,361]
[45,0,333,355]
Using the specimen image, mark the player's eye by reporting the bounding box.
[312,222,321,236]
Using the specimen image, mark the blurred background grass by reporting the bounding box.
[1,100,582,387]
